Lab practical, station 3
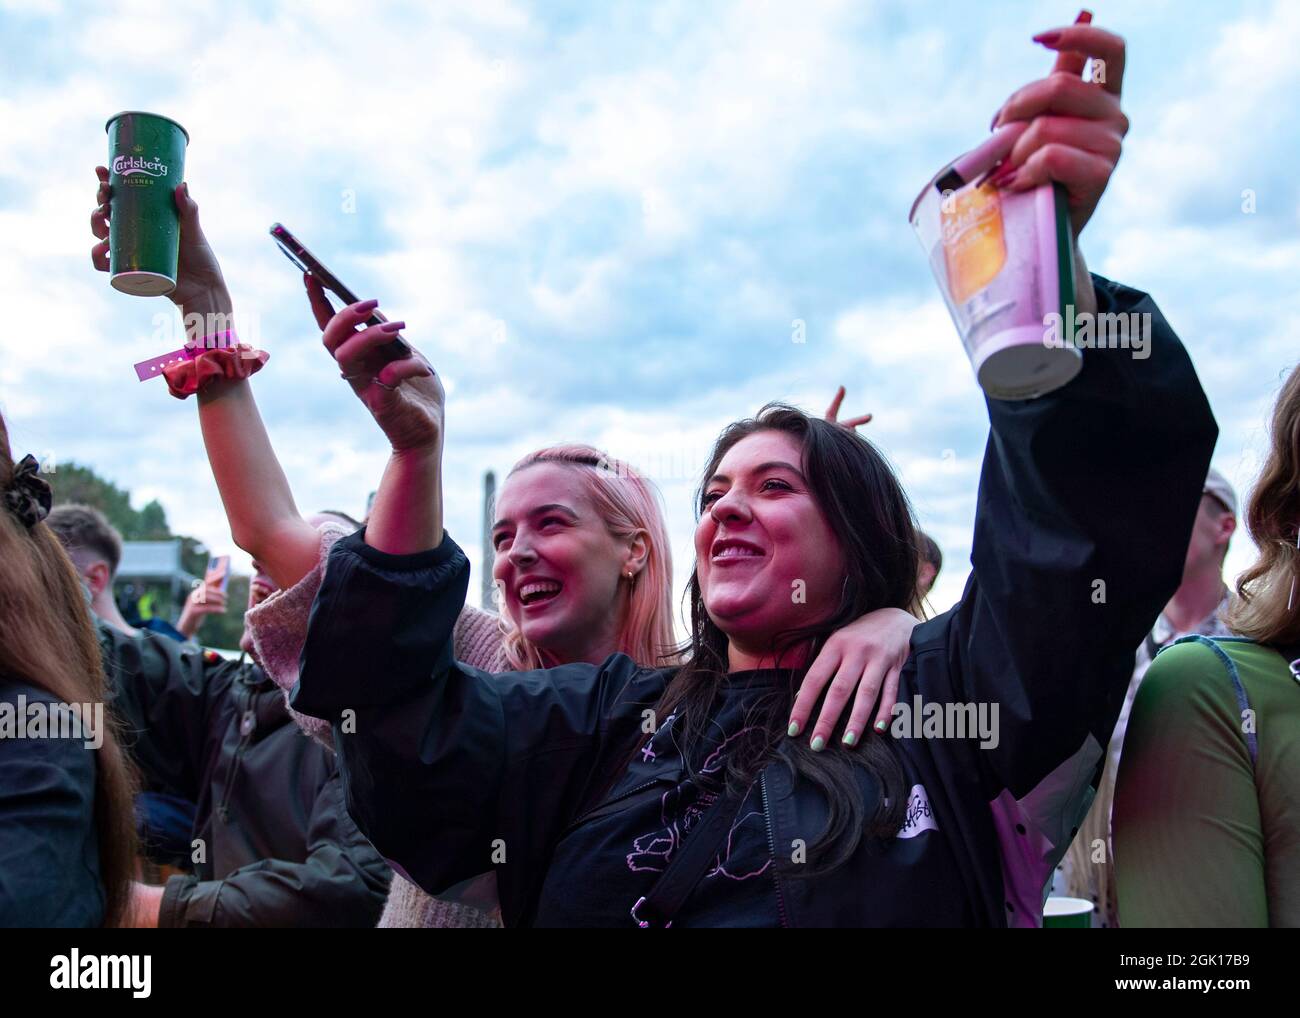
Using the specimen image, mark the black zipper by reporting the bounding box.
[217,678,255,824]
[760,770,789,929]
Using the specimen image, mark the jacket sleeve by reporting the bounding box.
[939,275,1217,921]
[293,531,658,923]
[157,768,392,928]
[98,623,234,803]
[244,523,352,746]
[1113,639,1267,927]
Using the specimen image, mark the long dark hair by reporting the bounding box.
[654,404,921,875]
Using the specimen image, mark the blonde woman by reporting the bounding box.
[1115,364,1300,927]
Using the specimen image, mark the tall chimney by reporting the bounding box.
[482,470,496,611]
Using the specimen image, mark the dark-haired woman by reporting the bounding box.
[0,415,138,927]
[293,21,1218,925]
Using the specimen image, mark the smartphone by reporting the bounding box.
[269,223,411,361]
[205,555,231,595]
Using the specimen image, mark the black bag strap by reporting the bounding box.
[630,788,748,928]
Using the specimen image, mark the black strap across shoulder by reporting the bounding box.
[630,788,748,928]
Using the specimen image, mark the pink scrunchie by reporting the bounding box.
[163,344,269,399]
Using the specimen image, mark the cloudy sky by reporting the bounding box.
[2,0,1296,636]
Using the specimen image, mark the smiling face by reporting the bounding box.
[492,463,639,665]
[695,430,846,668]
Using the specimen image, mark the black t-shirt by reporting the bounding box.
[536,672,784,927]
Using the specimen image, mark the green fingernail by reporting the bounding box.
[810,735,825,752]
[787,721,801,738]
[874,720,888,733]
[843,730,857,747]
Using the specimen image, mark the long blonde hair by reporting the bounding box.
[497,445,679,672]
[1228,363,1300,645]
[0,414,138,926]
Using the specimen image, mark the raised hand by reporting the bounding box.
[176,580,228,639]
[989,19,1128,238]
[305,274,443,455]
[91,167,232,317]
[824,386,873,431]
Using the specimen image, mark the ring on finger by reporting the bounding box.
[372,378,397,391]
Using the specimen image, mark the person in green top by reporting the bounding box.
[1114,363,1300,927]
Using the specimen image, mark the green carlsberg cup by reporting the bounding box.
[105,112,188,297]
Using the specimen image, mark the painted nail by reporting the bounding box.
[787,720,801,738]
[1033,30,1061,45]
[842,730,857,747]
[380,321,405,332]
[994,169,1019,190]
[874,719,889,733]
[810,735,825,752]
[354,299,379,313]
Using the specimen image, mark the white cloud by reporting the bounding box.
[1,0,1294,647]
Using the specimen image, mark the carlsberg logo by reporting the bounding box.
[112,154,169,177]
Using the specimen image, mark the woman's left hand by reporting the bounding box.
[990,21,1128,239]
[790,607,917,750]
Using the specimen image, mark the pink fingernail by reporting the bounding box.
[354,299,379,313]
[380,321,405,332]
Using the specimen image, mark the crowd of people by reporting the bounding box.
[1,17,1297,928]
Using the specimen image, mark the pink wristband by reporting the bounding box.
[132,330,242,382]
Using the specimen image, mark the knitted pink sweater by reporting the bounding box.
[245,523,510,928]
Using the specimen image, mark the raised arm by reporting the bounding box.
[194,377,320,587]
[930,22,1217,922]
[90,168,320,589]
[305,276,444,554]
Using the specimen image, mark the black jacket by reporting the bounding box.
[294,276,1216,927]
[99,626,391,927]
[0,678,104,927]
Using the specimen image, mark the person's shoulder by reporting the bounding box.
[0,674,61,707]
[1148,634,1234,678]
[1138,636,1246,716]
[0,678,96,783]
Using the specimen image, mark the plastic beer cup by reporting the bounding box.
[105,111,188,297]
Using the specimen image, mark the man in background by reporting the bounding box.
[52,506,389,926]
[47,504,225,641]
